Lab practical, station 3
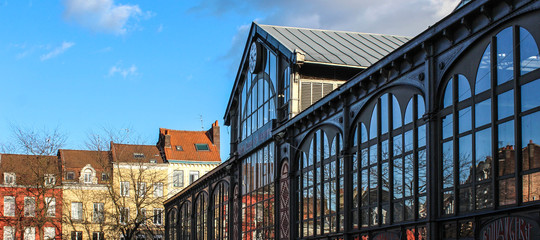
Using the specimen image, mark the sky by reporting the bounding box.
[0,0,461,159]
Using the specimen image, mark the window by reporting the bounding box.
[102,172,109,181]
[83,169,93,183]
[168,209,178,240]
[213,181,229,239]
[189,171,199,184]
[4,172,15,185]
[120,207,129,224]
[133,153,145,158]
[150,159,157,163]
[66,171,75,180]
[179,201,191,240]
[92,232,104,240]
[4,196,15,217]
[24,197,35,217]
[121,181,130,196]
[71,231,82,240]
[138,182,147,197]
[45,197,56,217]
[44,227,55,240]
[3,226,14,240]
[44,174,56,186]
[138,208,146,225]
[154,182,164,197]
[440,26,540,214]
[93,203,104,223]
[136,234,146,240]
[240,48,278,140]
[298,129,343,237]
[153,208,163,225]
[24,227,35,240]
[153,235,163,240]
[173,170,184,187]
[194,143,209,151]
[241,143,275,238]
[71,202,83,220]
[175,145,183,151]
[195,193,208,240]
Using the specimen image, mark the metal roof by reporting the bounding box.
[258,24,411,68]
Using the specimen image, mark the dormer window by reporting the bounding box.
[133,153,145,159]
[195,144,209,151]
[175,145,183,151]
[149,159,157,164]
[83,169,92,183]
[4,172,15,185]
[66,172,75,180]
[80,164,96,184]
[44,174,56,186]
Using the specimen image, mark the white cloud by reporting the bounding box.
[157,24,163,33]
[40,41,75,61]
[108,64,138,78]
[62,0,144,35]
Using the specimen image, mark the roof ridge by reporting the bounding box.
[257,23,412,39]
[161,128,207,133]
[111,143,156,147]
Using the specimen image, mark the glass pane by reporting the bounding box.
[370,207,378,226]
[520,27,540,75]
[393,134,403,156]
[499,177,516,205]
[370,105,378,140]
[442,141,454,189]
[361,169,369,206]
[442,114,453,139]
[418,95,426,119]
[476,44,491,94]
[459,187,473,213]
[369,166,377,204]
[444,79,453,108]
[381,140,389,160]
[496,27,514,85]
[393,158,403,200]
[498,121,515,176]
[404,130,413,153]
[418,196,427,218]
[459,135,473,185]
[405,98,413,124]
[458,75,471,102]
[419,150,427,194]
[497,90,514,120]
[476,183,493,209]
[522,111,540,170]
[459,107,472,133]
[370,145,377,166]
[404,154,414,198]
[393,201,403,222]
[360,123,368,143]
[523,172,540,202]
[521,79,540,112]
[418,124,426,147]
[459,221,474,238]
[475,128,492,181]
[392,96,402,129]
[475,98,491,127]
[404,198,414,221]
[381,162,390,202]
[443,190,455,215]
[381,94,389,134]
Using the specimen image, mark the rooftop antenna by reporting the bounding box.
[200,115,204,130]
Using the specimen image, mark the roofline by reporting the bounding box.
[302,60,368,69]
[257,23,412,39]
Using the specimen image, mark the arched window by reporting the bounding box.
[351,92,427,228]
[195,193,208,240]
[298,128,343,237]
[168,208,178,240]
[212,181,229,240]
[179,201,191,240]
[440,26,540,216]
[240,49,278,140]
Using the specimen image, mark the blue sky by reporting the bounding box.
[0,0,459,159]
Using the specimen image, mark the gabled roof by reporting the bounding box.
[258,24,411,68]
[59,149,109,170]
[158,128,220,163]
[110,143,165,164]
[0,154,60,185]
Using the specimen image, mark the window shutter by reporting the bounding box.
[301,82,311,112]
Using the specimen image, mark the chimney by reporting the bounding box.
[164,133,171,148]
[211,120,220,153]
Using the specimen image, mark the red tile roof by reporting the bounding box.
[0,154,60,186]
[158,127,221,163]
[110,143,165,164]
[58,149,110,183]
